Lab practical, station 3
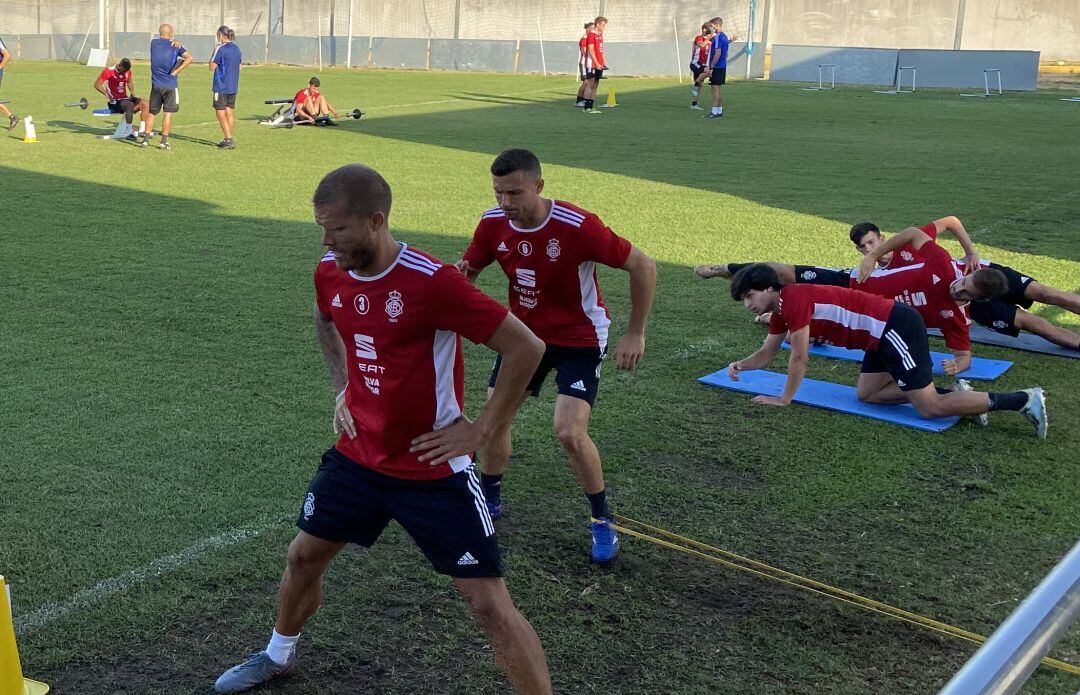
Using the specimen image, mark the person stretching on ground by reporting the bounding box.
[293,77,338,124]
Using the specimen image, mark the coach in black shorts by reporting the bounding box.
[140,24,192,149]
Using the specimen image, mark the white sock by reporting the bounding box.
[265,629,299,664]
[718,106,724,114]
[711,107,721,115]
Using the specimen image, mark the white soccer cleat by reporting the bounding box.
[954,379,988,426]
[1019,387,1048,439]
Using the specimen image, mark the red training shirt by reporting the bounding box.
[315,243,509,481]
[98,67,132,100]
[769,284,896,352]
[462,200,631,349]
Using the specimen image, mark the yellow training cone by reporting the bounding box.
[0,576,50,695]
[601,85,618,108]
[20,116,37,144]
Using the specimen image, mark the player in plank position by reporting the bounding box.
[726,264,1047,437]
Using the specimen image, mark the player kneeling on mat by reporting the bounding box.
[726,264,1048,437]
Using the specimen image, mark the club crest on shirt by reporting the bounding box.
[940,309,954,319]
[546,238,561,261]
[385,290,404,320]
[900,250,914,261]
[518,240,533,256]
[354,294,369,315]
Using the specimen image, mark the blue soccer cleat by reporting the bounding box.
[486,499,504,520]
[214,650,296,693]
[590,518,620,565]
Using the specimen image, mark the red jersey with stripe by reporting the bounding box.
[585,31,605,68]
[692,35,710,66]
[769,284,896,351]
[462,200,632,349]
[98,67,132,100]
[315,243,508,481]
[294,87,315,105]
[578,36,588,62]
[850,240,971,351]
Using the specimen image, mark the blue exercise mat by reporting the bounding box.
[781,342,1012,380]
[698,369,959,432]
[929,326,1080,359]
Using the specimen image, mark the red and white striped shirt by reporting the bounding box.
[315,243,508,481]
[769,284,896,351]
[97,67,132,100]
[463,200,631,349]
[692,35,710,67]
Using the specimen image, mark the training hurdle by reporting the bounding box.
[800,64,836,91]
[1062,97,1080,103]
[874,65,916,94]
[960,68,1003,97]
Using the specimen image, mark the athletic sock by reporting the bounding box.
[936,386,952,395]
[711,107,721,115]
[481,473,503,506]
[988,391,1028,412]
[726,262,750,274]
[587,489,611,520]
[585,99,593,109]
[718,106,724,114]
[265,629,299,665]
[691,100,698,107]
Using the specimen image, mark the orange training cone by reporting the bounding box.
[0,576,49,695]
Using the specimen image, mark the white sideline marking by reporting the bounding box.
[14,517,284,636]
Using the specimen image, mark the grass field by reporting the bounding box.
[2,61,1079,694]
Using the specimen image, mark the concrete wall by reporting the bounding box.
[769,46,900,86]
[766,0,1079,61]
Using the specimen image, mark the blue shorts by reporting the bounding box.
[297,448,503,578]
[489,344,604,407]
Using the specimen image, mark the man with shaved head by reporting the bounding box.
[215,165,553,694]
[139,23,191,150]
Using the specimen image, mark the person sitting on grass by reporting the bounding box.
[726,263,1048,437]
[293,77,338,124]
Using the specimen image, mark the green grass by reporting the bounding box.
[1,61,1079,693]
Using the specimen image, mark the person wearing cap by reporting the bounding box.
[209,25,242,149]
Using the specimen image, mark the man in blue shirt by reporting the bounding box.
[704,17,730,119]
[209,25,242,149]
[140,24,192,150]
[0,34,18,131]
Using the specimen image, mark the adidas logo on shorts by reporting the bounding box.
[570,380,587,391]
[457,552,479,566]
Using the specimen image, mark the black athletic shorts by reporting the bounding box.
[690,64,706,80]
[969,299,1020,337]
[709,67,727,85]
[107,97,142,113]
[987,262,1035,308]
[860,303,933,392]
[794,265,852,287]
[149,84,179,114]
[297,448,503,578]
[213,92,237,110]
[586,68,605,80]
[489,344,604,407]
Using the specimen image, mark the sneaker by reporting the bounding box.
[486,500,503,520]
[690,104,704,110]
[7,114,17,131]
[214,650,296,694]
[138,135,150,148]
[159,140,171,150]
[1019,387,1048,439]
[590,518,619,565]
[574,100,586,107]
[955,379,989,426]
[584,108,603,114]
[217,138,236,149]
[124,133,139,141]
[704,112,724,119]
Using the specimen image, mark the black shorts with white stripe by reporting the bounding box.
[489,344,604,406]
[297,447,503,578]
[860,303,934,392]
